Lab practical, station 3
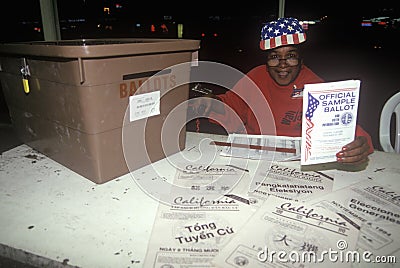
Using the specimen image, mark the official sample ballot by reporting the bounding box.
[301,80,360,166]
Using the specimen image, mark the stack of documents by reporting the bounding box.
[219,133,301,161]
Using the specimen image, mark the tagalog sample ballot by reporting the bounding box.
[301,80,361,166]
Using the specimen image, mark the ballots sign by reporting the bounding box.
[301,80,360,166]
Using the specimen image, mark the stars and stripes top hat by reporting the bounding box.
[260,17,306,50]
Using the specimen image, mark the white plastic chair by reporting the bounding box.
[379,91,400,153]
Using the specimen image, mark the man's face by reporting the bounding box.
[266,45,302,86]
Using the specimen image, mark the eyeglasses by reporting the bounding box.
[266,56,300,67]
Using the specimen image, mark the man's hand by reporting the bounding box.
[336,136,371,165]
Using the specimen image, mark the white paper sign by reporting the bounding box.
[129,90,160,122]
[301,80,360,166]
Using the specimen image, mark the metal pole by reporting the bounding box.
[278,0,285,18]
[39,0,61,41]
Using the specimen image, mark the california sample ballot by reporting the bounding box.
[212,195,360,267]
[301,80,360,166]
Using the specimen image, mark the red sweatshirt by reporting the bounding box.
[209,64,374,152]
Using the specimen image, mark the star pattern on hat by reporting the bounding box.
[261,18,303,40]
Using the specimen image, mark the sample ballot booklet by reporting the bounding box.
[301,80,360,166]
[212,195,360,268]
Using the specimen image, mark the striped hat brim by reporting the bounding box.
[260,32,306,50]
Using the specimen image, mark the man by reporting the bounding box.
[191,17,373,165]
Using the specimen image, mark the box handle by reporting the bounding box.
[78,57,85,84]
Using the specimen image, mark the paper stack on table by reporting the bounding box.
[219,133,301,161]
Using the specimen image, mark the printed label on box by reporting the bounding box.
[129,91,160,122]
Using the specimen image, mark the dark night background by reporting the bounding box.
[1,0,400,151]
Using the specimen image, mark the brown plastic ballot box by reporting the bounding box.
[0,39,200,184]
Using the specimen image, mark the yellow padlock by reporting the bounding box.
[22,78,30,94]
[21,58,31,94]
